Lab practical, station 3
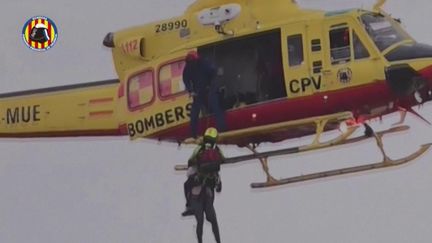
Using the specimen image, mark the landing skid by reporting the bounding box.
[175,108,431,189]
[176,125,431,188]
[251,143,431,188]
[249,125,431,188]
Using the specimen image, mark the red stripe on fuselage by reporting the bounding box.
[151,80,397,144]
[419,65,432,85]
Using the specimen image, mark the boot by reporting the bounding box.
[181,207,194,217]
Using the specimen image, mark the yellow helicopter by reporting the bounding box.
[0,0,431,188]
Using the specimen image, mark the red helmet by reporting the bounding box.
[186,50,199,61]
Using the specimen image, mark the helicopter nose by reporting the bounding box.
[385,64,428,97]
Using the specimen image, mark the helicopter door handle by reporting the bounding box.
[322,69,333,75]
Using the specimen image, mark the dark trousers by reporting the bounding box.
[190,92,226,138]
[191,188,221,243]
[184,176,194,207]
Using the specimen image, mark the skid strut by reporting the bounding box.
[246,145,279,186]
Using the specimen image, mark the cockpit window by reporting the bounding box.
[329,26,351,65]
[353,31,370,59]
[360,13,409,51]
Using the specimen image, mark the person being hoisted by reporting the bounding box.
[181,127,223,243]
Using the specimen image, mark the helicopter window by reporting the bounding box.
[329,26,351,65]
[353,31,370,59]
[158,60,187,97]
[127,70,154,109]
[361,13,409,51]
[199,29,286,110]
[287,34,304,67]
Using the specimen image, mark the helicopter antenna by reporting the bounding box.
[373,0,386,12]
[196,3,240,36]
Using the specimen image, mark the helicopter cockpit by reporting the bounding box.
[360,12,432,62]
[360,12,410,52]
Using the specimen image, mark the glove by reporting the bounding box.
[215,180,222,193]
[189,92,197,98]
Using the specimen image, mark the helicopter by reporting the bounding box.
[0,0,431,188]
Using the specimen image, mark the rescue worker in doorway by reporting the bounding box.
[182,50,226,138]
[181,127,223,243]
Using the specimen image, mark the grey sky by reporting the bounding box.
[1,1,432,243]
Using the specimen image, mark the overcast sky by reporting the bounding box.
[1,1,432,243]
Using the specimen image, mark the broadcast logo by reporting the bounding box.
[22,16,58,51]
